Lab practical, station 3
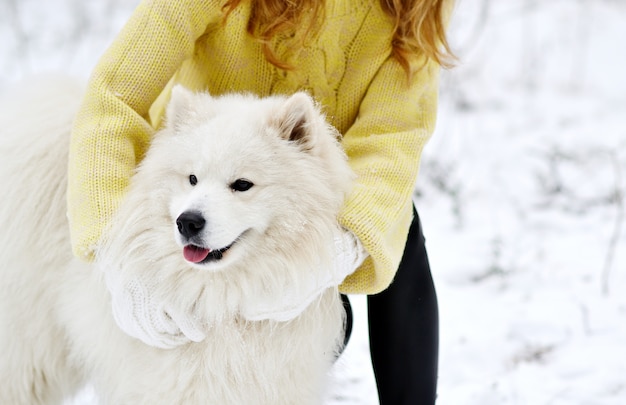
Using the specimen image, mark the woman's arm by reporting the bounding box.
[67,0,221,261]
[339,57,441,294]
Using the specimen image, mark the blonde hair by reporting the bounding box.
[223,0,454,76]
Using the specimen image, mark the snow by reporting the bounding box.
[420,1,626,403]
[2,0,625,403]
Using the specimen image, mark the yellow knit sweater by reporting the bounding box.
[67,0,440,294]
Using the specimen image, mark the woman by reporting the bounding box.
[68,0,454,402]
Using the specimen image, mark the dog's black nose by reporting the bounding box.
[176,211,206,239]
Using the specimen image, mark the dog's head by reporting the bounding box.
[99,86,353,280]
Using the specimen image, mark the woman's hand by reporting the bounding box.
[240,229,367,322]
[105,269,207,349]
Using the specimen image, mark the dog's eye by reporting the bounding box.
[189,174,198,186]
[231,179,254,192]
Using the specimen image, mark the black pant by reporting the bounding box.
[367,208,439,404]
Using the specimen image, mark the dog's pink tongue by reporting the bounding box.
[183,245,211,263]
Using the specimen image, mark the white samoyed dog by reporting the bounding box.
[0,77,354,404]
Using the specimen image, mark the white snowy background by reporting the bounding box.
[1,0,625,404]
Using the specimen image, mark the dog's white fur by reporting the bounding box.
[0,77,354,404]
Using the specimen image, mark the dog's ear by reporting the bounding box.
[273,92,318,150]
[165,85,197,129]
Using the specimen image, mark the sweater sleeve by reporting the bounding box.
[67,0,221,261]
[338,57,440,294]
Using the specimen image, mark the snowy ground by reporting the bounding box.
[2,0,626,404]
[422,1,626,404]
